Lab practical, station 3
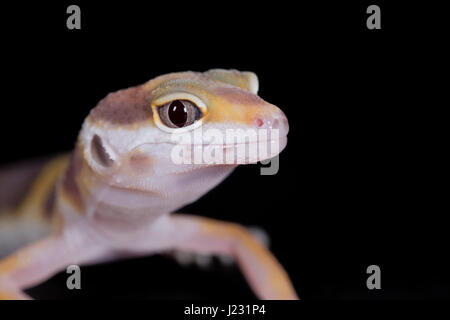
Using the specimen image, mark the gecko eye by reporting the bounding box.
[157,100,202,128]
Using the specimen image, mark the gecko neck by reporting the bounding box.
[59,143,237,240]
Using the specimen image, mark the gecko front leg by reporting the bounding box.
[164,214,298,300]
[0,226,107,300]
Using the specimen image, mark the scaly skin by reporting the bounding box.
[0,69,296,299]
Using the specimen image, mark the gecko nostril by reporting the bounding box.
[255,118,264,128]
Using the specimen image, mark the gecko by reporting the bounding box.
[0,69,297,300]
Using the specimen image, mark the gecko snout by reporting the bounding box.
[254,109,289,137]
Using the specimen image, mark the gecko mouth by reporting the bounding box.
[210,135,287,164]
[169,135,288,165]
[130,134,287,166]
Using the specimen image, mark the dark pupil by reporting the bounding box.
[168,100,188,127]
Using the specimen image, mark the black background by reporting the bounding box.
[1,1,448,299]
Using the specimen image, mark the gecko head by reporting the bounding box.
[79,69,288,196]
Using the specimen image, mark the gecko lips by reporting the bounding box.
[158,129,288,166]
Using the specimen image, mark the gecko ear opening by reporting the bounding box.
[91,134,114,167]
[204,69,259,94]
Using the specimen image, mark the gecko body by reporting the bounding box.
[0,69,297,299]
